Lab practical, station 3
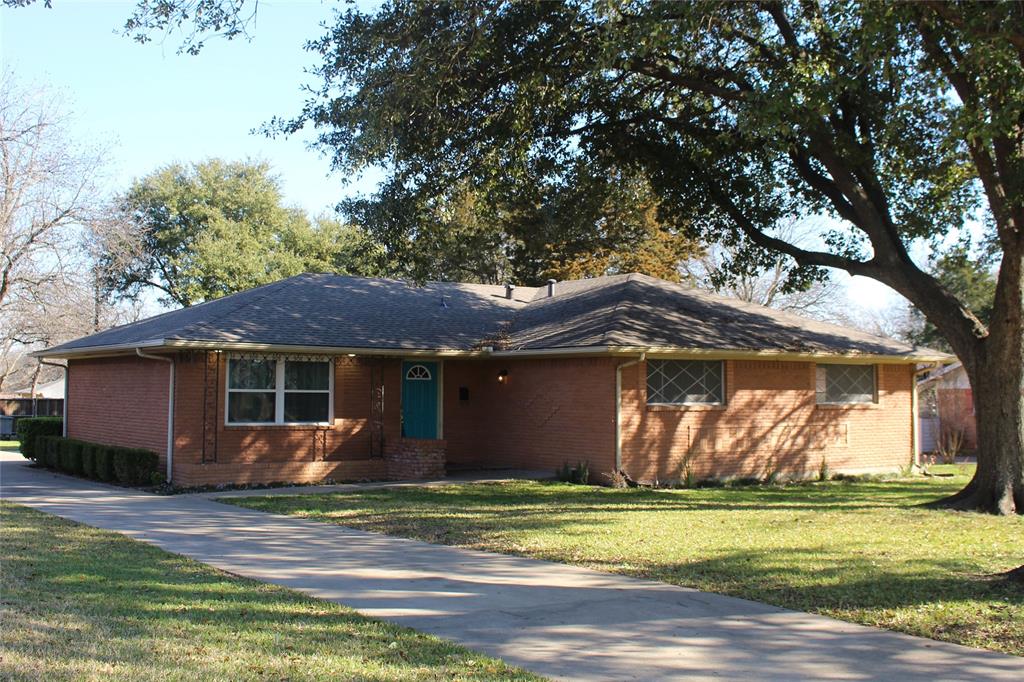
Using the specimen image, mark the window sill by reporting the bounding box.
[647,403,726,412]
[224,422,335,430]
[815,403,879,410]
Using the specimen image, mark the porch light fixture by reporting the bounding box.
[497,369,509,384]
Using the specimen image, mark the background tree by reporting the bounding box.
[906,245,998,352]
[106,158,384,307]
[0,73,129,391]
[682,219,848,322]
[350,165,701,285]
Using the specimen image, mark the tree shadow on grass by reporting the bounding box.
[0,503,538,682]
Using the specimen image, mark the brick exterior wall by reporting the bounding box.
[67,352,915,487]
[443,357,618,474]
[620,360,915,483]
[384,438,447,479]
[67,355,171,470]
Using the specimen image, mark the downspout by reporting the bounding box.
[912,362,941,469]
[39,360,68,437]
[136,348,175,483]
[615,353,646,472]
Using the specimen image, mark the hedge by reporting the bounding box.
[81,444,96,479]
[34,436,159,486]
[16,417,63,461]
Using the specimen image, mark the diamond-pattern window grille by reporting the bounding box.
[816,364,875,404]
[647,360,724,405]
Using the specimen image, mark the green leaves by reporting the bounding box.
[106,159,383,307]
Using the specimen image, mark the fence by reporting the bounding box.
[0,398,63,418]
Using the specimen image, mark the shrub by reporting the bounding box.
[66,440,87,475]
[603,469,628,488]
[112,447,159,486]
[15,417,62,461]
[556,461,573,482]
[94,447,115,482]
[41,435,61,469]
[81,444,96,478]
[574,460,590,485]
[818,455,831,482]
[57,439,74,472]
[556,460,590,484]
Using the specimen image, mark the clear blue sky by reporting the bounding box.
[1,0,378,217]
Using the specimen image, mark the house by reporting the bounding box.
[32,272,949,487]
[917,361,976,454]
[7,377,66,400]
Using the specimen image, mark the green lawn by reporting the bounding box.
[228,466,1024,657]
[0,502,540,682]
[0,439,20,450]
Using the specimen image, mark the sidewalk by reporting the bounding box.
[2,452,1021,681]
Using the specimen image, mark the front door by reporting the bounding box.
[402,361,439,439]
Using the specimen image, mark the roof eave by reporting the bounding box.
[493,345,955,363]
[32,338,956,365]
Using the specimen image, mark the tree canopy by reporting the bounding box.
[349,165,701,286]
[106,159,384,307]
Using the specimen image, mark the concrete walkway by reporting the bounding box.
[2,453,1022,682]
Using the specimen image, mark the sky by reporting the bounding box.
[0,0,374,216]
[1,0,902,311]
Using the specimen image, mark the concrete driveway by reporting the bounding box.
[2,451,1022,682]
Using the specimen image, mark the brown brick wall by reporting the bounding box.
[620,359,914,483]
[443,357,618,475]
[67,355,171,470]
[171,353,390,486]
[67,352,915,487]
[384,438,447,479]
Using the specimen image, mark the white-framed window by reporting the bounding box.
[647,359,724,405]
[816,363,876,404]
[227,356,333,425]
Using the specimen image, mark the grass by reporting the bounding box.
[0,502,541,682]
[0,439,20,450]
[228,465,1024,657]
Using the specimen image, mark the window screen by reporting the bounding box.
[647,360,724,405]
[816,364,875,404]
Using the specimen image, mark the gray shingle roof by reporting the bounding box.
[38,272,944,360]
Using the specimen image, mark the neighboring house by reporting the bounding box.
[7,377,66,400]
[33,273,949,487]
[917,361,977,454]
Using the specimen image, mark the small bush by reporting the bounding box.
[112,447,159,485]
[818,455,831,482]
[94,447,115,482]
[81,444,97,478]
[15,417,62,461]
[603,469,628,488]
[574,460,590,485]
[41,435,61,468]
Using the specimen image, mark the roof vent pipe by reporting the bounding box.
[547,279,557,297]
[505,283,516,300]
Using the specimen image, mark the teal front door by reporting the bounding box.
[402,361,439,439]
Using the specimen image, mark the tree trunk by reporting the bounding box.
[939,355,1024,514]
[933,243,1024,516]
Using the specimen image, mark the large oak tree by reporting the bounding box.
[294,0,1024,516]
